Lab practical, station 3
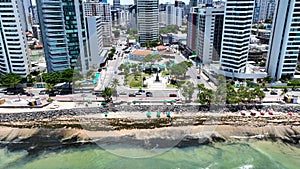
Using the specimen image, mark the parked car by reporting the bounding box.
[292,88,300,91]
[119,91,127,95]
[146,92,153,97]
[26,92,35,96]
[4,87,26,95]
[128,93,136,97]
[50,104,60,109]
[270,90,278,95]
[135,92,142,95]
[197,76,201,79]
[39,90,47,95]
[138,89,146,93]
[169,94,177,97]
[263,88,270,92]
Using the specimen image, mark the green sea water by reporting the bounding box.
[1,141,299,169]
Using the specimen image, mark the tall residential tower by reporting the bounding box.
[267,0,300,80]
[196,7,224,64]
[0,0,30,77]
[37,0,89,73]
[220,0,255,74]
[136,0,159,45]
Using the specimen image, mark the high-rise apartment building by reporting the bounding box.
[220,0,255,74]
[253,0,276,23]
[113,0,120,9]
[196,7,224,64]
[84,1,112,46]
[266,0,300,80]
[136,0,159,45]
[85,16,105,68]
[187,7,199,52]
[37,0,89,73]
[0,0,30,77]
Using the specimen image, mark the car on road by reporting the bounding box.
[169,94,177,97]
[50,104,60,109]
[129,93,136,97]
[138,89,146,93]
[270,90,278,95]
[4,87,26,95]
[135,92,142,95]
[146,92,153,97]
[26,92,35,96]
[39,90,47,95]
[119,91,127,95]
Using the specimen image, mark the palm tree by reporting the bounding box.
[111,78,120,100]
[102,87,112,102]
[46,84,54,92]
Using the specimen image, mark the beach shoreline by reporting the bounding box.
[0,109,299,153]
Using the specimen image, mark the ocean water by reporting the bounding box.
[1,141,299,169]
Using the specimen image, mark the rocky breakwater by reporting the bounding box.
[0,105,300,153]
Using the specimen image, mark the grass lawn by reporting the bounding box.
[127,74,142,87]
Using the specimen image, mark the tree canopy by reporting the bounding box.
[102,87,112,102]
[181,81,194,102]
[0,73,23,87]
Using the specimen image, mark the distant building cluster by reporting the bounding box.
[185,0,300,81]
[0,0,300,83]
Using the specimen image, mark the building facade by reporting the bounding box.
[187,6,199,52]
[220,0,255,74]
[266,0,300,80]
[196,7,224,64]
[0,0,30,77]
[253,0,276,23]
[85,16,105,68]
[37,0,89,73]
[136,0,159,45]
[84,1,112,47]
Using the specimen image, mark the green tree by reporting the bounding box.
[113,30,120,38]
[263,76,273,83]
[289,79,300,88]
[181,81,194,102]
[212,76,227,104]
[86,70,94,79]
[143,54,162,74]
[111,78,120,89]
[0,73,22,87]
[197,84,213,105]
[61,68,75,88]
[124,68,129,85]
[46,83,54,92]
[226,83,240,104]
[102,87,112,102]
[26,74,36,87]
[183,61,193,68]
[253,86,265,102]
[42,72,61,85]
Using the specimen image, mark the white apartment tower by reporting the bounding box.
[160,4,183,27]
[197,7,224,64]
[0,0,30,77]
[220,0,255,74]
[84,1,112,47]
[267,0,300,80]
[137,0,159,45]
